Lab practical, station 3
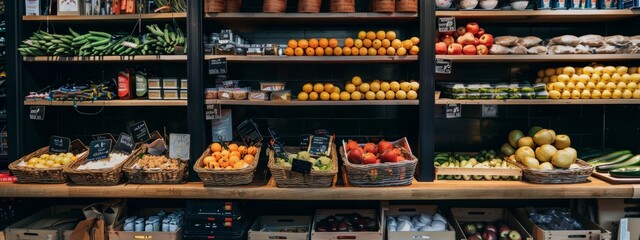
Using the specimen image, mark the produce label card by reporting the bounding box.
[169,133,190,160]
[209,58,228,75]
[127,121,151,143]
[291,159,312,174]
[237,119,263,147]
[446,104,462,118]
[308,135,332,157]
[269,139,289,159]
[87,139,112,161]
[49,136,71,153]
[438,17,456,33]
[482,105,498,118]
[299,135,311,151]
[436,58,452,74]
[206,104,222,120]
[29,106,45,120]
[113,133,135,155]
[268,127,283,144]
[92,133,116,143]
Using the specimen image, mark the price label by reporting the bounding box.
[308,135,331,157]
[268,128,283,144]
[92,133,116,143]
[169,133,190,160]
[206,104,222,120]
[446,104,462,118]
[113,133,135,155]
[299,134,311,151]
[29,106,45,120]
[237,119,263,147]
[271,142,289,159]
[482,105,499,118]
[127,121,151,143]
[436,58,452,74]
[438,17,456,33]
[208,58,228,75]
[49,136,71,153]
[291,159,312,174]
[87,139,112,161]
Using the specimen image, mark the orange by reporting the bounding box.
[288,39,298,48]
[221,150,230,157]
[377,47,387,55]
[247,146,257,156]
[320,91,330,100]
[233,161,244,169]
[397,47,407,56]
[210,143,222,152]
[220,160,229,168]
[298,92,309,101]
[359,48,368,56]
[402,40,413,49]
[368,48,377,56]
[212,161,220,169]
[329,38,339,48]
[343,47,352,56]
[357,31,366,39]
[366,31,376,40]
[204,156,215,165]
[372,39,382,49]
[354,39,363,48]
[313,83,324,93]
[387,47,396,56]
[381,39,391,48]
[306,47,315,56]
[410,37,420,46]
[298,39,309,49]
[340,92,351,101]
[228,143,239,152]
[386,31,397,41]
[410,46,419,55]
[330,92,340,101]
[309,92,319,100]
[391,39,402,49]
[319,38,329,48]
[230,151,241,158]
[363,39,372,48]
[229,156,240,164]
[351,91,362,100]
[212,151,222,160]
[309,38,319,48]
[294,47,304,56]
[315,47,325,56]
[333,86,341,94]
[238,145,247,155]
[324,83,335,93]
[376,31,386,40]
[325,47,333,56]
[302,83,313,93]
[243,154,255,164]
[334,47,343,56]
[284,47,294,56]
[344,38,354,47]
[351,47,360,56]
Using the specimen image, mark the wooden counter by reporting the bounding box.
[0,177,633,200]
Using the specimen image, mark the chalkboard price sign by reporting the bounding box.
[29,106,45,120]
[87,139,112,161]
[113,133,135,155]
[49,136,71,153]
[127,121,151,143]
[92,133,116,143]
[307,135,332,157]
[237,119,263,147]
[291,159,312,174]
[299,134,311,151]
[208,58,228,75]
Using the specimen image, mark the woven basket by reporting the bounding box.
[339,138,418,187]
[205,0,226,13]
[396,0,418,12]
[373,0,395,12]
[64,149,140,186]
[9,140,87,184]
[330,0,355,12]
[511,158,594,184]
[267,144,338,188]
[226,0,242,12]
[298,0,322,12]
[264,0,287,13]
[122,151,189,184]
[194,145,261,186]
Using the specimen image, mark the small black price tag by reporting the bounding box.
[308,135,331,157]
[436,58,452,74]
[291,159,312,174]
[92,133,116,143]
[482,105,498,118]
[206,104,222,120]
[446,104,462,118]
[113,133,135,155]
[237,119,263,147]
[29,106,45,120]
[438,17,456,33]
[169,133,190,160]
[208,58,228,75]
[87,139,112,161]
[49,136,71,153]
[127,121,151,143]
[299,134,311,151]
[268,128,283,144]
[271,142,289,159]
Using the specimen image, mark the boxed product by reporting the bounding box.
[205,88,218,99]
[180,90,188,100]
[451,208,532,240]
[148,78,162,89]
[385,205,455,240]
[311,209,383,240]
[5,205,85,240]
[248,215,311,240]
[181,79,188,89]
[260,82,286,92]
[149,90,162,100]
[108,209,185,240]
[270,90,291,101]
[249,91,268,101]
[163,90,179,100]
[163,78,179,90]
[513,208,611,240]
[618,218,640,240]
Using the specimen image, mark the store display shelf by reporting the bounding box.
[436,9,640,22]
[22,55,187,62]
[22,12,187,21]
[205,55,418,63]
[206,99,419,106]
[205,12,418,26]
[436,99,640,105]
[0,177,630,199]
[23,100,187,107]
[437,54,640,63]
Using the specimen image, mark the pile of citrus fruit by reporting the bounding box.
[284,30,419,57]
[297,76,419,101]
[202,142,258,170]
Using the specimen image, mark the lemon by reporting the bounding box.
[553,82,566,91]
[357,31,366,40]
[375,91,386,100]
[558,74,570,83]
[622,74,631,84]
[612,89,623,99]
[591,90,602,99]
[583,66,594,75]
[606,82,617,91]
[549,90,561,99]
[396,90,407,100]
[634,90,640,99]
[570,74,581,84]
[631,74,640,83]
[580,90,591,99]
[612,73,622,83]
[566,82,576,91]
[604,66,616,75]
[351,91,362,100]
[359,83,370,93]
[586,82,596,91]
[340,92,351,101]
[365,91,376,100]
[561,90,571,99]
[602,90,612,99]
[390,81,400,92]
[563,66,576,76]
[345,84,357,93]
[627,82,638,91]
[407,90,418,100]
[324,83,335,93]
[617,66,629,75]
[313,83,324,93]
[578,74,590,84]
[596,82,607,91]
[594,66,604,75]
[571,90,581,99]
[298,92,309,101]
[370,82,381,92]
[590,74,600,83]
[617,82,627,90]
[601,73,611,83]
[385,91,395,100]
[400,82,411,92]
[575,82,586,91]
[623,90,633,99]
[320,92,330,101]
[380,82,391,92]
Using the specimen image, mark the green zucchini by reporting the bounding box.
[610,167,640,178]
[89,31,112,39]
[591,154,633,167]
[596,154,640,173]
[588,150,632,164]
[580,149,615,160]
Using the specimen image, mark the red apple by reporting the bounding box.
[381,150,398,163]
[435,42,447,54]
[347,147,364,164]
[448,43,463,55]
[456,26,466,36]
[479,34,494,47]
[346,140,359,152]
[442,35,455,46]
[397,155,406,162]
[392,148,401,156]
[363,152,377,164]
[377,140,393,154]
[474,37,479,46]
[363,143,377,154]
[476,44,489,55]
[463,45,477,55]
[476,28,486,38]
[466,22,480,35]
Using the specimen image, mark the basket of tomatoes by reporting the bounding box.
[194,142,261,186]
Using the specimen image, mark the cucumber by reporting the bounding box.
[610,167,640,178]
[89,31,112,39]
[591,153,633,167]
[580,149,615,160]
[596,154,640,173]
[588,150,632,164]
[69,28,80,38]
[90,38,110,47]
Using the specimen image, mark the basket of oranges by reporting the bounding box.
[194,142,261,186]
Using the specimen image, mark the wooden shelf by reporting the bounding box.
[22,55,187,62]
[436,9,640,23]
[437,54,640,63]
[22,13,186,21]
[207,99,419,106]
[0,177,632,199]
[205,12,418,27]
[24,100,187,107]
[436,98,640,105]
[206,55,418,63]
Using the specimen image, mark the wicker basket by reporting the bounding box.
[396,0,418,13]
[264,0,287,13]
[373,0,395,12]
[511,158,594,184]
[64,149,140,186]
[122,150,189,184]
[330,0,355,12]
[267,144,338,188]
[226,0,242,12]
[194,145,262,186]
[9,140,87,184]
[205,0,226,13]
[339,138,418,187]
[298,0,322,12]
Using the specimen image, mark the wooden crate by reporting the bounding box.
[249,215,311,240]
[109,208,184,240]
[311,209,383,240]
[512,208,611,240]
[450,208,533,240]
[436,152,522,181]
[5,205,84,240]
[385,205,456,240]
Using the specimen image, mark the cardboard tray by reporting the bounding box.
[311,209,383,240]
[450,208,533,240]
[248,215,311,240]
[108,208,184,240]
[513,208,611,240]
[618,218,640,240]
[385,205,456,240]
[436,152,522,180]
[5,205,85,240]
[591,171,640,184]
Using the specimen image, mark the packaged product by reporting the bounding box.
[249,91,268,101]
[578,34,604,47]
[547,45,576,54]
[535,91,549,99]
[574,44,591,54]
[489,44,511,55]
[495,36,519,47]
[270,90,291,101]
[217,88,234,99]
[509,45,528,55]
[605,35,630,47]
[594,44,618,54]
[630,35,640,47]
[518,36,543,48]
[260,82,286,92]
[527,46,548,55]
[232,88,249,100]
[550,35,580,47]
[205,88,218,99]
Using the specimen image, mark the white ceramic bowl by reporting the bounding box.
[460,0,479,9]
[510,0,529,10]
[479,0,498,9]
[436,0,453,8]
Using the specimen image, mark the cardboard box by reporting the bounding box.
[385,205,456,240]
[249,215,311,240]
[451,208,533,240]
[311,209,383,240]
[109,208,184,240]
[618,218,640,240]
[5,205,84,240]
[513,208,611,240]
